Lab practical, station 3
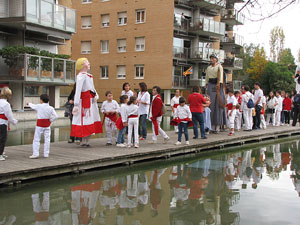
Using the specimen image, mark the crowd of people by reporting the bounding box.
[1,56,300,161]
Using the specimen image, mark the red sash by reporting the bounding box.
[81,91,93,109]
[170,118,193,127]
[37,119,51,127]
[261,108,265,115]
[128,115,138,118]
[116,117,124,130]
[226,103,233,110]
[104,113,118,123]
[150,117,159,135]
[0,114,8,120]
[173,104,179,108]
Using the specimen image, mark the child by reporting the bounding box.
[174,97,192,145]
[121,82,134,98]
[234,91,242,131]
[226,89,237,136]
[260,95,267,129]
[275,91,283,126]
[283,92,292,125]
[0,87,18,161]
[116,95,128,147]
[203,95,211,134]
[28,94,58,159]
[171,89,181,133]
[101,91,120,145]
[126,96,139,148]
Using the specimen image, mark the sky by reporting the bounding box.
[235,1,300,62]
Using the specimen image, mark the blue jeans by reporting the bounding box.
[192,112,205,138]
[117,127,126,144]
[178,122,189,142]
[138,114,147,139]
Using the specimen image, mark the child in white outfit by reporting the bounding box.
[126,97,139,148]
[275,91,283,126]
[226,90,237,136]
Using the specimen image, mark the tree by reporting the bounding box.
[246,47,268,82]
[278,48,295,65]
[298,49,300,63]
[269,26,285,62]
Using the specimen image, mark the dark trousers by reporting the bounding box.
[138,114,147,139]
[253,105,262,129]
[178,122,189,142]
[281,110,285,124]
[292,106,300,126]
[0,124,7,155]
[69,118,81,141]
[284,111,290,124]
[192,112,205,138]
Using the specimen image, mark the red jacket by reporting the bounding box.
[151,95,163,118]
[188,92,206,113]
[283,97,292,111]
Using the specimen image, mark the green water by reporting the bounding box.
[1,140,300,225]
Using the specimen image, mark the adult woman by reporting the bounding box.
[71,58,103,147]
[137,82,150,140]
[121,82,134,98]
[266,91,278,126]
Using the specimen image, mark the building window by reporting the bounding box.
[117,39,126,53]
[135,37,145,51]
[101,0,110,2]
[81,41,91,54]
[100,66,109,79]
[100,40,109,53]
[118,12,127,26]
[82,0,92,3]
[135,65,144,79]
[136,9,146,23]
[81,16,92,29]
[25,86,39,96]
[117,65,126,79]
[101,14,110,27]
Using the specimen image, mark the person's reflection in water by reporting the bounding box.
[251,148,265,189]
[291,140,300,197]
[31,192,51,225]
[240,150,253,189]
[149,169,166,217]
[100,179,120,210]
[137,173,149,211]
[0,213,16,225]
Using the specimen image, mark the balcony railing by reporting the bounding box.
[172,75,188,89]
[223,57,243,69]
[190,0,226,8]
[0,54,76,84]
[221,34,244,47]
[173,47,189,60]
[0,0,76,33]
[222,9,245,25]
[190,48,225,63]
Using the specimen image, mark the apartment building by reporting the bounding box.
[0,0,77,110]
[72,0,244,103]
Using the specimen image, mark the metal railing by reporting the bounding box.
[172,75,188,89]
[173,47,189,60]
[223,57,243,69]
[190,47,225,63]
[192,0,226,7]
[221,34,244,46]
[190,18,226,35]
[222,9,245,25]
[0,0,76,33]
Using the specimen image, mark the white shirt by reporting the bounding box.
[254,88,264,106]
[0,99,17,126]
[241,91,254,111]
[174,105,192,122]
[294,77,300,94]
[101,100,120,113]
[126,104,139,117]
[295,64,300,74]
[267,96,278,109]
[227,95,238,107]
[119,103,127,123]
[74,72,98,106]
[137,91,150,115]
[28,103,57,122]
[276,96,283,111]
[121,90,134,99]
[170,96,180,107]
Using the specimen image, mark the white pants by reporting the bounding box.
[243,108,253,130]
[105,118,117,144]
[174,125,178,133]
[227,110,236,129]
[32,192,49,225]
[266,113,275,126]
[260,114,266,129]
[275,110,281,126]
[234,111,242,130]
[128,117,139,145]
[33,126,51,157]
[152,116,168,141]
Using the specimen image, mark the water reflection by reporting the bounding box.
[1,140,300,224]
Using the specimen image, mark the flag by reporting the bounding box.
[183,66,193,77]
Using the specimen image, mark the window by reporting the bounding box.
[117,65,126,79]
[100,40,109,53]
[101,0,110,1]
[82,0,92,3]
[117,39,126,52]
[136,9,146,23]
[118,12,127,26]
[101,14,110,27]
[25,86,39,96]
[100,66,109,79]
[135,37,145,51]
[81,41,91,54]
[81,16,92,29]
[135,65,144,79]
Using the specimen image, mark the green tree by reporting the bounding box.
[246,47,268,82]
[278,48,295,65]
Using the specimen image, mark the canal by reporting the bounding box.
[0,139,299,225]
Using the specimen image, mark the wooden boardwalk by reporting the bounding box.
[1,126,300,185]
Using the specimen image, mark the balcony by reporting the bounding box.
[189,18,226,37]
[221,34,244,47]
[0,0,76,34]
[172,75,189,89]
[189,0,226,10]
[173,47,189,61]
[0,54,76,85]
[223,57,243,70]
[221,9,245,26]
[190,47,225,63]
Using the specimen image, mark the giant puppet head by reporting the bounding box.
[76,57,89,72]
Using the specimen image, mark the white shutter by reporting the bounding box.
[101,40,109,53]
[81,16,91,28]
[117,65,126,78]
[135,37,145,51]
[117,39,126,52]
[101,14,110,27]
[81,41,91,54]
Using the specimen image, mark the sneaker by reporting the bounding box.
[29,155,39,159]
[201,136,207,139]
[0,155,5,161]
[164,136,170,143]
[127,144,132,148]
[186,141,190,145]
[68,139,74,143]
[75,140,81,145]
[139,137,145,141]
[228,132,234,136]
[2,153,8,158]
[106,143,112,146]
[193,136,198,139]
[116,144,126,148]
[175,141,181,145]
[134,144,139,148]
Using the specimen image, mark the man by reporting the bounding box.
[293,64,300,94]
[205,54,225,133]
[188,86,207,139]
[149,86,169,143]
[253,82,264,130]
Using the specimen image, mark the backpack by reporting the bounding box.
[247,98,255,108]
[294,94,300,105]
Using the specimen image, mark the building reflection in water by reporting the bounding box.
[1,140,300,225]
